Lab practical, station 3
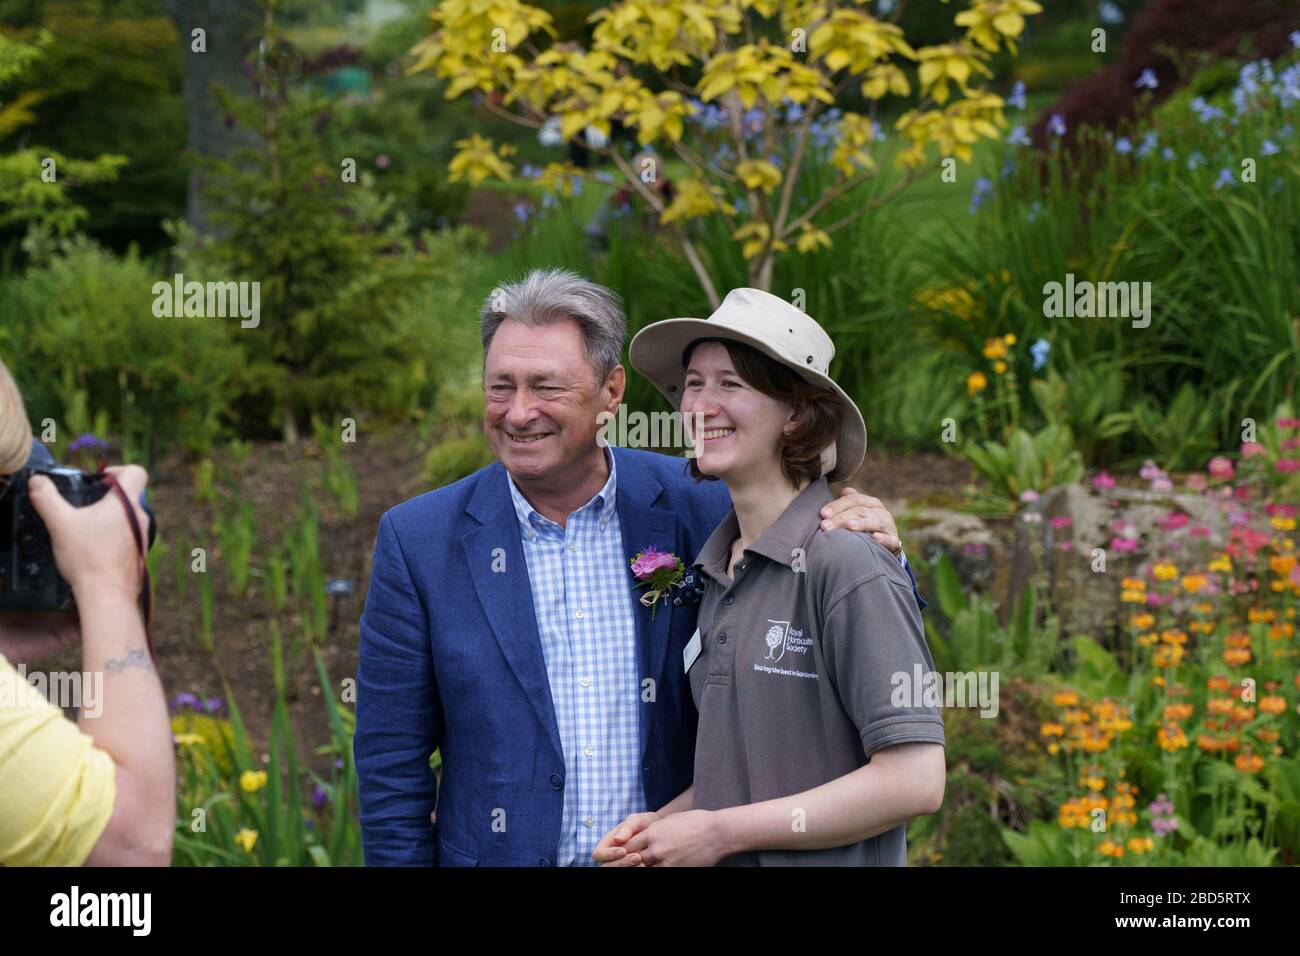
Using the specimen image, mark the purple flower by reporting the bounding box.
[631,548,678,579]
[312,784,328,808]
[1261,139,1279,156]
[67,433,109,453]
[513,202,531,223]
[171,692,201,712]
[1213,167,1235,190]
[1007,81,1026,110]
[969,177,994,214]
[1006,125,1031,147]
[1047,113,1067,137]
[1100,1,1123,24]
[203,696,224,715]
[1115,136,1133,154]
[1135,69,1158,90]
[375,154,390,170]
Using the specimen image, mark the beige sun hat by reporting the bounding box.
[628,287,867,481]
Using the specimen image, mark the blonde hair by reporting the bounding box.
[0,358,33,475]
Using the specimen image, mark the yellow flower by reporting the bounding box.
[735,159,783,195]
[660,178,736,224]
[993,360,1008,374]
[1130,613,1155,630]
[234,828,259,854]
[1152,562,1179,581]
[1098,839,1125,858]
[966,371,988,395]
[448,134,515,186]
[1208,554,1233,573]
[173,733,207,748]
[1157,723,1188,752]
[240,770,268,794]
[982,337,1008,360]
[955,0,1043,55]
[795,224,833,254]
[1040,721,1065,737]
[1180,574,1208,593]
[915,43,993,104]
[1127,836,1154,854]
[1002,333,1017,345]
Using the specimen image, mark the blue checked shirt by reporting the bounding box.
[507,447,645,867]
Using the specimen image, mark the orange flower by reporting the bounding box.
[1157,724,1188,752]
[1223,648,1252,667]
[1152,562,1179,581]
[1234,752,1264,773]
[1099,839,1125,858]
[1127,836,1154,854]
[1130,613,1155,630]
[1052,691,1079,707]
[1208,675,1232,692]
[1259,696,1286,715]
[1162,703,1193,721]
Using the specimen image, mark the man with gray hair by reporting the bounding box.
[355,268,916,866]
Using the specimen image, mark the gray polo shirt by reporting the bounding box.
[686,477,945,866]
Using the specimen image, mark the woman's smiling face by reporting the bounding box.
[680,341,795,482]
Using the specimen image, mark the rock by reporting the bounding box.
[902,506,1000,596]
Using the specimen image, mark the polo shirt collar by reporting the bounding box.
[506,444,618,532]
[693,477,832,581]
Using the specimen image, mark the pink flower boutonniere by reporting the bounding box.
[630,546,685,619]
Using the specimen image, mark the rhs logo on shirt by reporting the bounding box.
[758,620,816,677]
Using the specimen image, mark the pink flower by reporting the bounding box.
[1275,459,1300,473]
[1139,459,1163,481]
[1276,417,1300,429]
[1185,473,1207,492]
[1092,472,1117,490]
[1159,512,1189,530]
[1242,442,1266,459]
[1019,489,1040,504]
[375,154,391,169]
[1207,456,1234,479]
[1282,437,1300,451]
[1289,565,1300,588]
[1190,525,1211,538]
[631,548,679,579]
[1111,536,1139,553]
[1151,476,1173,492]
[1050,516,1072,530]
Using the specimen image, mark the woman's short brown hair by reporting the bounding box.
[682,338,844,488]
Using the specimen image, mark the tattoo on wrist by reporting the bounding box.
[104,648,153,675]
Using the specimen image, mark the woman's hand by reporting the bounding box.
[593,811,661,865]
[620,809,730,867]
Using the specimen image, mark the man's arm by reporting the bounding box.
[356,511,443,866]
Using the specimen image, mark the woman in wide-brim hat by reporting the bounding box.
[594,288,947,867]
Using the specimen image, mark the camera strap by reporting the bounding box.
[99,463,155,667]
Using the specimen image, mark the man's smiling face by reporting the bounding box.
[482,317,622,483]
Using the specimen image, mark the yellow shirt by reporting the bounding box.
[0,652,117,866]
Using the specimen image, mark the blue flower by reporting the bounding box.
[1026,199,1043,222]
[1161,146,1175,161]
[513,202,530,223]
[1006,125,1031,146]
[203,696,224,715]
[785,101,804,124]
[1000,159,1014,180]
[1213,167,1235,190]
[1030,338,1050,370]
[1291,30,1300,48]
[1186,150,1205,171]
[1115,136,1132,154]
[1261,139,1280,156]
[968,177,994,214]
[1100,1,1124,25]
[1047,113,1067,137]
[1137,132,1158,158]
[171,692,201,712]
[1135,69,1158,90]
[1007,80,1026,110]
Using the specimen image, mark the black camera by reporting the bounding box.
[0,444,156,613]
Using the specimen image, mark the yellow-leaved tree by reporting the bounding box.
[410,0,1040,305]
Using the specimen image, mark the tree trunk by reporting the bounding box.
[165,0,262,239]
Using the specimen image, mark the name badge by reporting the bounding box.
[683,628,702,673]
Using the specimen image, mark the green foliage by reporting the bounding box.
[0,234,242,462]
[1130,382,1225,473]
[179,18,481,439]
[1030,362,1133,466]
[1,5,185,251]
[0,29,127,239]
[962,424,1084,500]
[425,434,494,488]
